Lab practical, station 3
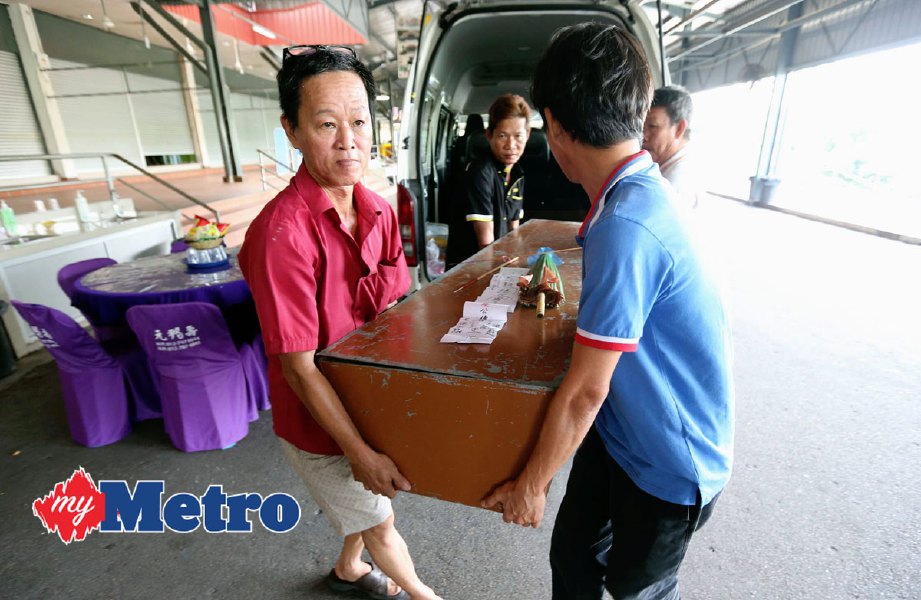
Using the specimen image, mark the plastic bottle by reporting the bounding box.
[74,191,91,223]
[426,237,444,276]
[0,201,18,237]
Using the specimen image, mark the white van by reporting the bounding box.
[395,0,665,285]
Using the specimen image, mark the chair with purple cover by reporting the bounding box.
[126,302,250,452]
[239,332,270,412]
[11,300,131,447]
[57,258,117,299]
[58,258,161,420]
[102,335,162,422]
[220,299,269,415]
[58,257,126,344]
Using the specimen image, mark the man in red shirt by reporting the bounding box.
[239,45,440,600]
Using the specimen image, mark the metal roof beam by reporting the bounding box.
[672,29,775,37]
[777,0,872,35]
[130,1,207,72]
[369,30,397,59]
[664,0,722,35]
[668,0,807,62]
[320,0,370,39]
[137,0,207,50]
[651,0,725,21]
[260,47,281,71]
[667,0,877,70]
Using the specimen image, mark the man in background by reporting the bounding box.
[643,85,701,208]
[446,94,531,268]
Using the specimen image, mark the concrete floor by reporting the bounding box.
[1,195,919,599]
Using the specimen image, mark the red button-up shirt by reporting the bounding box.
[239,165,410,455]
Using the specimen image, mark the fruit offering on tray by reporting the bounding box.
[185,215,229,249]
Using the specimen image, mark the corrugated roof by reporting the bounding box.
[649,0,921,92]
[164,2,366,47]
[256,4,367,45]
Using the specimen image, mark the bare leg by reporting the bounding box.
[362,513,441,600]
[333,531,406,597]
[334,533,373,580]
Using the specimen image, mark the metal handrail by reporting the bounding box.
[0,153,220,223]
[256,149,295,192]
[257,149,292,170]
[115,179,175,213]
[260,178,286,193]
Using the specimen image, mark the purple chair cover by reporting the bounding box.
[126,302,249,452]
[11,301,131,448]
[238,332,270,416]
[101,335,162,421]
[57,257,126,343]
[57,258,117,299]
[250,333,270,410]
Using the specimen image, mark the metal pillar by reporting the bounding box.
[387,79,395,131]
[136,0,241,182]
[669,4,692,87]
[179,57,210,166]
[7,4,77,179]
[199,0,243,182]
[656,0,667,84]
[750,2,804,205]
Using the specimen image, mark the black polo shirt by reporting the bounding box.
[446,156,525,268]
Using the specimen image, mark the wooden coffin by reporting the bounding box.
[318,220,582,508]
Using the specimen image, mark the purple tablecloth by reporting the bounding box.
[71,252,253,328]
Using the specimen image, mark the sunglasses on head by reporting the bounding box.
[282,45,357,62]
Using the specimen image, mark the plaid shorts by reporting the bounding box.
[280,439,392,537]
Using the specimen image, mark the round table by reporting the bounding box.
[70,249,269,438]
[71,251,254,329]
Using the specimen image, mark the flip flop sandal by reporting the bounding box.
[327,563,410,600]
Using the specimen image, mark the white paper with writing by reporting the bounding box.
[475,267,528,312]
[440,301,509,344]
[441,267,531,344]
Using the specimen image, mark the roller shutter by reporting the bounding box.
[232,92,274,165]
[0,50,49,180]
[49,58,141,174]
[126,69,194,157]
[196,89,223,168]
[198,89,278,167]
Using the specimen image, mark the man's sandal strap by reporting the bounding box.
[327,564,409,600]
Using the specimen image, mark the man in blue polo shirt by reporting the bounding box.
[482,23,734,599]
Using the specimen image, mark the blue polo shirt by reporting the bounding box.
[575,151,733,506]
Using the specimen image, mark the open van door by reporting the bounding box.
[395,0,444,286]
[397,0,665,287]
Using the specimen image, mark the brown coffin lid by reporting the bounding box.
[319,220,582,388]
